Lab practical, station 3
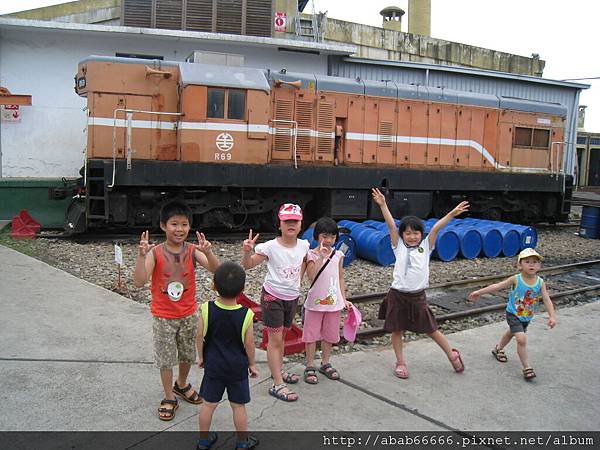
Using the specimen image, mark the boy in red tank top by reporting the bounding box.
[133,201,220,421]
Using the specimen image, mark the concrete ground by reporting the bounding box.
[1,244,599,443]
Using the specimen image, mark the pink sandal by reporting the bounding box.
[394,362,409,379]
[450,348,465,373]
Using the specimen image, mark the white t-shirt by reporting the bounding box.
[391,238,433,292]
[255,238,310,300]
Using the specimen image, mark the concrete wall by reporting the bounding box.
[6,1,545,77]
[315,16,545,77]
[7,0,119,24]
[0,24,331,178]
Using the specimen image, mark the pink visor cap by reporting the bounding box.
[278,203,303,221]
[343,304,362,342]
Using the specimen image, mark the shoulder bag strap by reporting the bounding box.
[308,249,336,291]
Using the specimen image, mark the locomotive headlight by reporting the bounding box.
[77,77,86,89]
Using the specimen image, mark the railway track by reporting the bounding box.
[349,259,600,340]
[571,197,600,208]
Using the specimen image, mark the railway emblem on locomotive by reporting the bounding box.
[215,133,234,160]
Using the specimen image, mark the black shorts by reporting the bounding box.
[199,374,250,405]
[260,288,298,331]
[506,311,530,333]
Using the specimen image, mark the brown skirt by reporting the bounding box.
[378,288,438,334]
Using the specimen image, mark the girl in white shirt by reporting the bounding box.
[372,188,469,379]
[241,203,309,402]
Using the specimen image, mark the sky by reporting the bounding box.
[1,0,599,131]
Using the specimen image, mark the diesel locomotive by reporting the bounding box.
[64,55,572,233]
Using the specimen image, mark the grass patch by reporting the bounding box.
[0,226,41,257]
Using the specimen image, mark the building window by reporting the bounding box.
[207,88,246,120]
[577,136,588,145]
[514,127,550,149]
[590,137,600,146]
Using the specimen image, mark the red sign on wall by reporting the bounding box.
[1,104,20,122]
[274,11,287,32]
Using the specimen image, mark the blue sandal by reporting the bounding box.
[197,431,218,450]
[235,435,259,449]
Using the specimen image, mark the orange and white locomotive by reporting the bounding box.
[67,55,571,232]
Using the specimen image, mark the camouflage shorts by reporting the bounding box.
[152,312,198,369]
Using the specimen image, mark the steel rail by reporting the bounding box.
[354,282,600,340]
[347,259,600,305]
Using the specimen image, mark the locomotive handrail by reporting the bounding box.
[108,108,183,188]
[270,119,299,169]
[550,141,565,180]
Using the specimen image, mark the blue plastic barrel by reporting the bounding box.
[510,224,538,249]
[473,225,503,258]
[432,230,460,261]
[495,225,521,257]
[580,206,600,239]
[351,226,395,266]
[335,233,357,267]
[448,224,482,259]
[337,220,362,232]
[362,220,383,229]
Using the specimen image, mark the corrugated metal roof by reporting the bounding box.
[340,57,590,90]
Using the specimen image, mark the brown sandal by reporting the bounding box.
[173,381,203,404]
[319,363,340,380]
[523,367,536,381]
[491,346,508,363]
[157,398,178,421]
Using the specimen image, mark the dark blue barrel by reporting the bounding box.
[510,224,538,249]
[335,233,357,267]
[362,220,383,229]
[351,226,395,266]
[374,222,391,233]
[474,225,503,258]
[580,206,600,239]
[432,230,460,261]
[495,224,521,257]
[448,224,482,259]
[337,220,362,232]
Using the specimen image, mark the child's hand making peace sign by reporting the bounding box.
[242,229,260,253]
[138,230,156,257]
[194,231,212,254]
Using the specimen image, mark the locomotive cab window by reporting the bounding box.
[514,127,550,149]
[207,88,246,120]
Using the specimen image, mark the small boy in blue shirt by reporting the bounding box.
[196,261,259,450]
[468,248,557,381]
